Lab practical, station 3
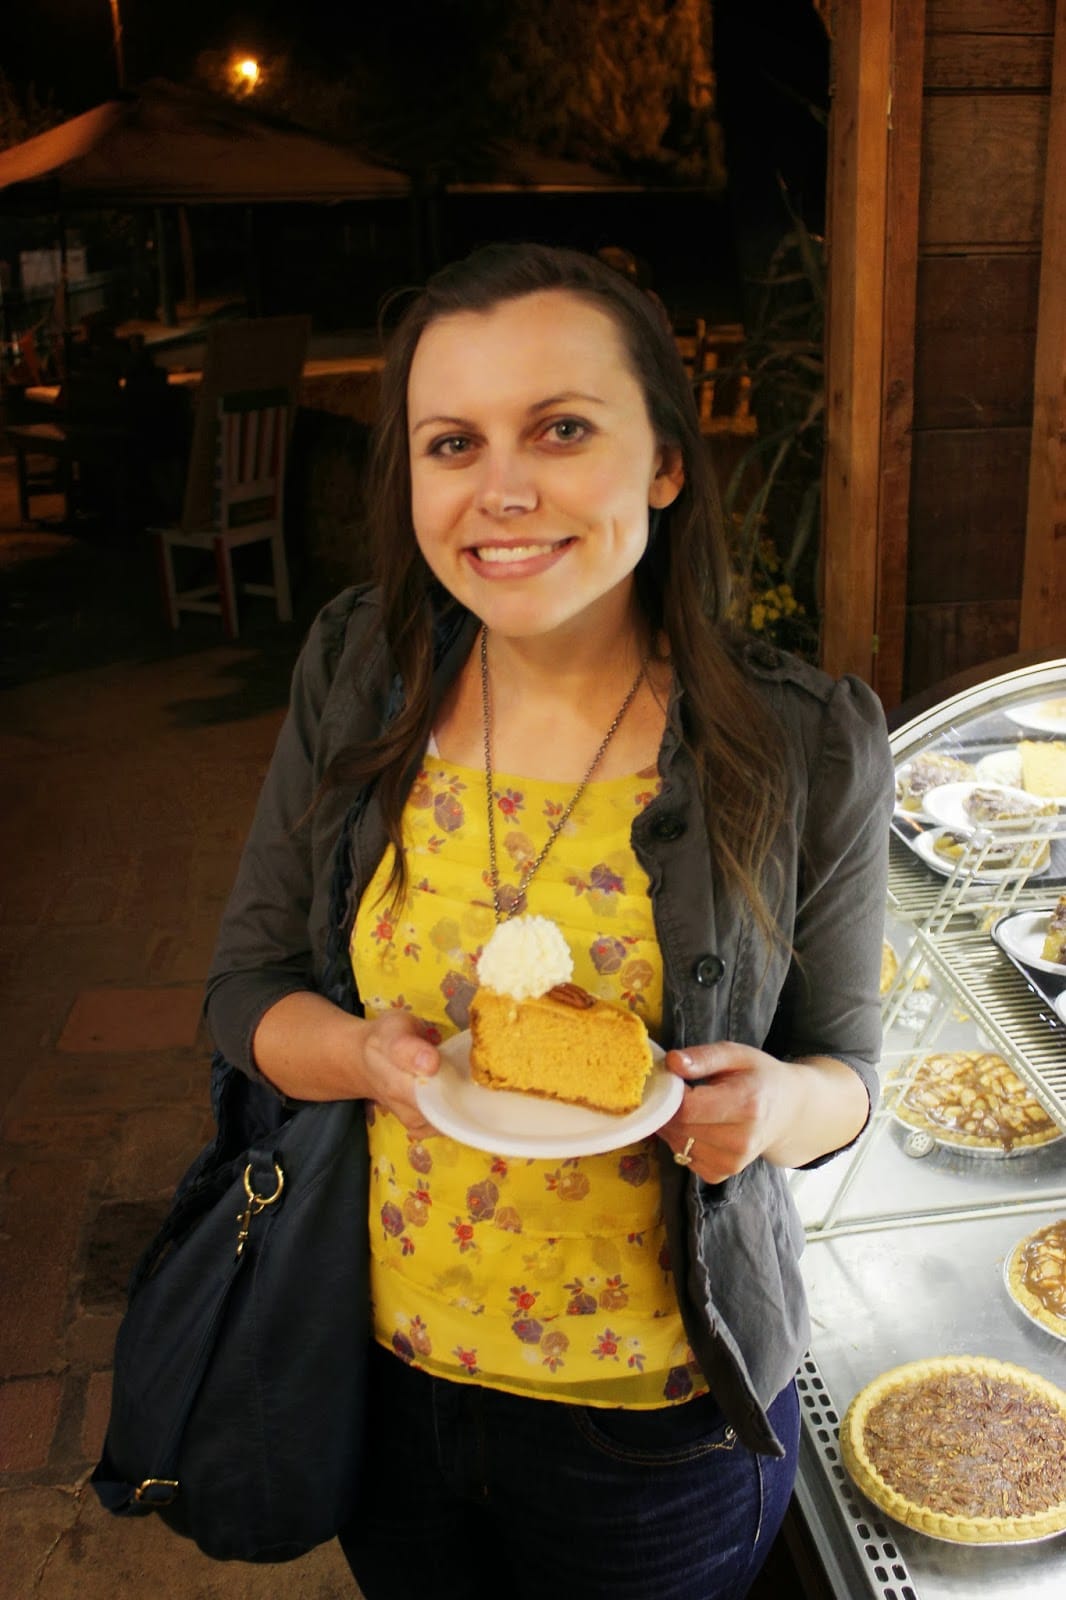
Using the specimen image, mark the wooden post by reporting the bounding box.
[821,0,894,687]
[871,0,925,710]
[1020,1,1066,652]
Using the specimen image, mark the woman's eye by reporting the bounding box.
[429,435,472,458]
[545,418,589,444]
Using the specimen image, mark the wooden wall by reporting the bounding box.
[905,0,1056,697]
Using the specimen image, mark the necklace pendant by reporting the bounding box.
[497,883,526,920]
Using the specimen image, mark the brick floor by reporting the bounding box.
[0,1376,63,1473]
[57,987,205,1053]
[0,1160,93,1375]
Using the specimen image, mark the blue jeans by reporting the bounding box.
[339,1342,800,1600]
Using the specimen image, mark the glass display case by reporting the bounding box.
[790,659,1066,1599]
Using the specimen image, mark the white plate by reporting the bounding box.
[993,909,1066,977]
[912,826,1051,883]
[922,780,1058,832]
[1005,699,1066,736]
[415,1031,680,1158]
[974,745,1066,806]
[1055,991,1066,1027]
[1003,1227,1066,1344]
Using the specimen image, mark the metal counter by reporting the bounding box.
[788,898,1066,1599]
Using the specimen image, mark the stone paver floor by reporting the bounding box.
[0,456,354,1596]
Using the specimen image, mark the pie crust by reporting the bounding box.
[1006,1219,1066,1340]
[840,1356,1066,1543]
[887,1051,1060,1153]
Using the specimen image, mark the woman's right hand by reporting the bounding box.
[250,991,440,1138]
[357,1011,441,1139]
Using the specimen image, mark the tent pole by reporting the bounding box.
[154,207,177,326]
[177,206,197,311]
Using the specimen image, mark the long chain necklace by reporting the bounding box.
[480,624,648,923]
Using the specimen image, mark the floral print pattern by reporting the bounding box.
[352,756,705,1408]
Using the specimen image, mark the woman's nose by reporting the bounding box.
[475,453,538,517]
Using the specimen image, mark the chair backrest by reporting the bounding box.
[180,314,310,530]
[215,389,289,531]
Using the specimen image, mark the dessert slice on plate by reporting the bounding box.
[469,915,654,1115]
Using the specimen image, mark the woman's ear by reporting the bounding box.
[649,445,685,509]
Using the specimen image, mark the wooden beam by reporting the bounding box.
[821,0,891,685]
[873,0,926,708]
[1020,0,1066,649]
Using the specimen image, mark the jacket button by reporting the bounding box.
[650,814,685,842]
[693,954,726,987]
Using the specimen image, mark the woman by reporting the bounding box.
[206,242,893,1599]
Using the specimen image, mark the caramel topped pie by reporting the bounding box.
[1006,1220,1066,1339]
[841,1356,1066,1543]
[879,940,899,996]
[888,1051,1060,1153]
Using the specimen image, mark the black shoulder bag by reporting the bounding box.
[92,802,370,1563]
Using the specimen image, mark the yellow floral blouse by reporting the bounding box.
[351,754,706,1408]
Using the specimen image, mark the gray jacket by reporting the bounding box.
[206,585,893,1455]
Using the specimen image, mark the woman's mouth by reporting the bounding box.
[465,537,575,572]
[474,541,563,564]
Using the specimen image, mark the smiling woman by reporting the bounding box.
[406,290,683,659]
[202,241,894,1599]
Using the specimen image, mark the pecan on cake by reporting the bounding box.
[887,1051,1059,1153]
[1007,1220,1066,1339]
[841,1356,1066,1543]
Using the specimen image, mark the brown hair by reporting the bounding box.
[329,242,788,940]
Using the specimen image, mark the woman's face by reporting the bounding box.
[406,289,683,644]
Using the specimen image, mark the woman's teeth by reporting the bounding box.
[475,543,559,564]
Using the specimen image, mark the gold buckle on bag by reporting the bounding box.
[235,1160,285,1259]
[133,1478,179,1505]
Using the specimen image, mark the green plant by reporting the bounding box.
[721,193,825,656]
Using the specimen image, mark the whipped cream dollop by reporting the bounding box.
[476,915,574,1000]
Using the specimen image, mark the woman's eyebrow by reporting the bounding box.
[410,413,471,435]
[528,391,607,412]
[411,391,607,435]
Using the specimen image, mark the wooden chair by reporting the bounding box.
[147,314,309,636]
[151,388,293,638]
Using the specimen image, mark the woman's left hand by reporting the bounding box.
[659,1041,870,1182]
[659,1043,793,1183]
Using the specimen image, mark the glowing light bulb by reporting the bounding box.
[236,58,260,87]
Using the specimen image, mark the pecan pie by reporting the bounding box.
[841,1356,1066,1542]
[1006,1219,1066,1339]
[887,1051,1060,1153]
